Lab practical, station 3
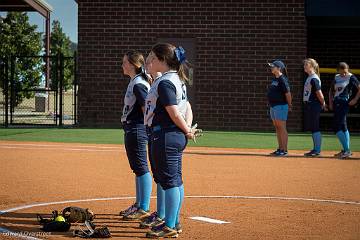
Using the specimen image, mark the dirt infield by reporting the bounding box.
[0,141,359,240]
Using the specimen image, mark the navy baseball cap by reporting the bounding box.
[268,60,285,69]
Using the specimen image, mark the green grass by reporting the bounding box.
[0,128,359,151]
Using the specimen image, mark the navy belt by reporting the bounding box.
[334,97,348,102]
[122,120,143,125]
[152,124,177,132]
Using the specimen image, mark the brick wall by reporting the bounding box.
[78,0,307,130]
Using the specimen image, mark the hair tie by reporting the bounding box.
[174,46,186,64]
[141,65,146,74]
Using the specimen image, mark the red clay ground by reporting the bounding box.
[0,141,359,239]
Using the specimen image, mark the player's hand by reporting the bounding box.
[349,99,357,106]
[185,123,203,143]
[288,104,292,112]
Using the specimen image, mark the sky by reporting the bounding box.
[1,0,78,43]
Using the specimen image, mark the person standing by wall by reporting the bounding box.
[144,43,197,238]
[329,62,360,158]
[303,58,326,157]
[119,51,152,221]
[267,60,292,156]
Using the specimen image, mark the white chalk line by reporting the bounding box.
[0,145,119,152]
[0,143,260,155]
[189,216,230,224]
[1,195,359,215]
[0,195,359,240]
[1,142,353,157]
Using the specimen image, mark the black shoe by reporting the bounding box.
[119,203,138,216]
[270,149,281,155]
[175,223,182,234]
[146,225,178,238]
[140,212,164,229]
[123,208,150,221]
[275,150,288,157]
[340,150,352,159]
[334,150,345,157]
[304,150,320,157]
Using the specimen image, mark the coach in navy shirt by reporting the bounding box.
[267,60,292,156]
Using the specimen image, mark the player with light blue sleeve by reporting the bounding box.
[329,62,360,158]
[119,51,152,221]
[303,58,327,157]
[144,43,197,238]
[138,61,166,230]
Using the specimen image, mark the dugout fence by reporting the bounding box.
[0,53,78,127]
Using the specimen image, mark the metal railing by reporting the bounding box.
[0,53,78,127]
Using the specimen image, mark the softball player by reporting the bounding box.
[144,43,196,238]
[140,62,193,233]
[329,62,360,158]
[138,63,166,230]
[303,58,326,157]
[119,51,152,220]
[267,60,292,156]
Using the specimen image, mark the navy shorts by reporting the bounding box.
[151,126,187,190]
[333,99,349,132]
[304,102,322,132]
[124,123,149,177]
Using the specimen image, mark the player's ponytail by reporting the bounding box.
[282,67,288,77]
[174,46,190,82]
[177,64,189,82]
[140,65,153,85]
[152,43,190,83]
[314,64,320,77]
[125,51,152,84]
[304,58,320,78]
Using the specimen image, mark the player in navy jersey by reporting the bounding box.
[267,60,292,156]
[303,58,327,157]
[138,59,166,230]
[119,51,152,221]
[139,58,193,233]
[329,62,360,158]
[144,43,197,238]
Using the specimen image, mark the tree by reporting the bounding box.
[49,20,74,91]
[0,12,42,106]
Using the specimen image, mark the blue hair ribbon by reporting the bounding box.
[174,46,186,64]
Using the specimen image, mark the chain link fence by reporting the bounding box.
[0,54,77,127]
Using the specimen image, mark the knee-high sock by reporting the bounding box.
[176,184,184,225]
[336,131,347,151]
[311,133,315,150]
[135,176,140,207]
[138,172,152,211]
[157,183,165,219]
[165,187,180,229]
[312,131,322,153]
[344,130,350,151]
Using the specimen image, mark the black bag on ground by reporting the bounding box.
[42,221,71,232]
[37,210,71,232]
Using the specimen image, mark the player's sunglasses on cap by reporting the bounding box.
[268,60,285,69]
